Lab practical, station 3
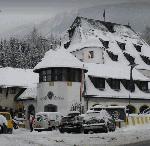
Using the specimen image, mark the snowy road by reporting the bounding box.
[0,124,150,146]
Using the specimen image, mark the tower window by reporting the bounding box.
[88,51,94,59]
[39,68,82,82]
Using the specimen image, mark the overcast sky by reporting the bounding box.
[0,0,149,35]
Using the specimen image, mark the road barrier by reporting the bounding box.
[126,114,150,126]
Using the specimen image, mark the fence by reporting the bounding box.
[126,114,150,126]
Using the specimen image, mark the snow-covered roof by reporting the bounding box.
[66,16,150,71]
[85,75,150,99]
[85,63,149,81]
[0,67,38,88]
[34,47,84,72]
[68,37,103,52]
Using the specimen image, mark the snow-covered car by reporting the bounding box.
[0,115,8,134]
[59,111,83,133]
[83,110,116,134]
[33,112,63,132]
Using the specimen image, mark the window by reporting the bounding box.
[106,50,118,61]
[107,78,120,90]
[67,82,72,86]
[123,52,135,65]
[140,55,150,65]
[89,76,105,90]
[121,79,135,92]
[0,88,2,94]
[133,44,141,52]
[9,88,16,94]
[117,41,126,51]
[39,68,82,82]
[39,70,46,82]
[88,51,94,59]
[99,38,109,48]
[136,81,148,92]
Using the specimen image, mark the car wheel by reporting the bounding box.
[79,127,83,133]
[59,128,64,133]
[9,129,13,134]
[88,130,94,134]
[104,127,108,133]
[84,130,88,134]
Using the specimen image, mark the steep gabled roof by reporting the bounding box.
[66,16,150,71]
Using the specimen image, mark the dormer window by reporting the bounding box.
[106,50,118,61]
[107,78,120,91]
[133,44,141,52]
[89,76,105,90]
[117,41,126,51]
[136,81,148,92]
[140,55,150,65]
[99,38,109,48]
[121,79,135,92]
[88,51,94,59]
[123,52,135,65]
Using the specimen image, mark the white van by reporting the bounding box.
[33,112,63,132]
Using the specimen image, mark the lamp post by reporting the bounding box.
[128,63,138,114]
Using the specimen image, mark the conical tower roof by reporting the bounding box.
[34,47,84,72]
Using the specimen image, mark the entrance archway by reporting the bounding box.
[126,105,136,114]
[44,104,57,112]
[139,105,149,113]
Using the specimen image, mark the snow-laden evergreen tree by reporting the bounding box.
[0,27,61,69]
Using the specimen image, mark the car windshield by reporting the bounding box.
[36,114,47,121]
[68,113,79,117]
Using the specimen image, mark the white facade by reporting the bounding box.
[72,47,104,64]
[33,48,85,115]
[37,82,81,115]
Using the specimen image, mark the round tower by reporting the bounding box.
[33,48,86,115]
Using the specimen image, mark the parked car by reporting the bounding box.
[0,114,8,134]
[141,108,150,114]
[59,111,83,133]
[32,112,63,132]
[83,110,116,134]
[0,112,13,134]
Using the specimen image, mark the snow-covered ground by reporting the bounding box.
[0,124,150,146]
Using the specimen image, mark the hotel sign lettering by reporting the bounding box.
[40,91,64,101]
